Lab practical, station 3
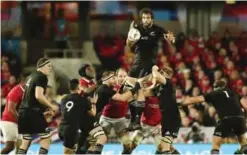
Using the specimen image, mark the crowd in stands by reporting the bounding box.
[1,30,21,114]
[94,28,247,128]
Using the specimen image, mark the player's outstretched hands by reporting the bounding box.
[164,31,175,43]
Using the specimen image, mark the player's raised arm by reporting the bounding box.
[126,21,140,48]
[151,65,167,85]
[112,82,141,102]
[240,97,247,111]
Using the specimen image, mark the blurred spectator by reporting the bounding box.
[1,75,17,98]
[1,61,11,85]
[54,9,68,50]
[221,28,233,50]
[185,122,205,143]
[185,79,193,95]
[214,70,223,82]
[241,86,247,97]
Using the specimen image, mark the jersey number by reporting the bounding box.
[66,101,74,112]
[223,91,229,98]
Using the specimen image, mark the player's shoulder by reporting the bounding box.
[96,84,108,92]
[7,84,23,97]
[33,71,47,81]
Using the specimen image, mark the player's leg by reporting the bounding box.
[211,122,225,155]
[86,123,107,154]
[0,121,18,154]
[112,118,131,154]
[17,134,32,155]
[153,126,163,154]
[75,131,90,154]
[59,126,78,154]
[234,117,247,154]
[16,110,32,154]
[130,130,144,153]
[160,123,180,154]
[128,89,146,131]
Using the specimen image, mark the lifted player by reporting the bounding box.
[126,8,175,130]
[183,80,247,154]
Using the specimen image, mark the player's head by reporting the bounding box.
[140,8,154,28]
[213,80,227,91]
[78,64,96,79]
[116,68,127,85]
[101,71,116,87]
[160,66,173,79]
[69,79,80,93]
[37,58,52,76]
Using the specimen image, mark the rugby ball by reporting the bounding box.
[128,28,141,41]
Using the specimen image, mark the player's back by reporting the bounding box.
[2,84,24,122]
[20,71,47,112]
[102,84,128,118]
[141,96,161,126]
[60,93,90,127]
[204,88,244,119]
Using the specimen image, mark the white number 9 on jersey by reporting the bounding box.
[66,101,74,112]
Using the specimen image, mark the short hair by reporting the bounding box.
[69,79,79,91]
[213,80,227,89]
[116,68,126,76]
[101,71,115,81]
[139,8,154,19]
[37,58,50,68]
[162,66,173,78]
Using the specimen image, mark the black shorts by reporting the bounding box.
[128,58,154,78]
[213,116,246,138]
[59,125,79,149]
[161,114,181,138]
[18,109,49,135]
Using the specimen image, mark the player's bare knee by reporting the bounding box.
[238,134,247,146]
[39,136,51,149]
[97,134,107,144]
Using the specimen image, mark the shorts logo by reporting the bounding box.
[165,131,170,135]
[214,132,222,136]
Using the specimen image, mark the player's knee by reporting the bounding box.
[131,131,143,148]
[241,144,247,154]
[97,134,107,144]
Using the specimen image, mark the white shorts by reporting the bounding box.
[141,122,161,138]
[0,121,19,142]
[99,116,127,136]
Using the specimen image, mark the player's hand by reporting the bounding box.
[152,65,159,71]
[90,93,98,104]
[164,31,175,43]
[44,110,54,123]
[50,104,59,113]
